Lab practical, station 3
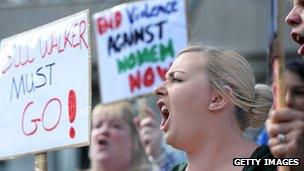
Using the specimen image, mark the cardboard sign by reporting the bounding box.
[0,10,91,160]
[94,0,187,103]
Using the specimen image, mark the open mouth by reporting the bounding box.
[143,139,150,147]
[157,101,170,131]
[291,32,304,46]
[98,139,107,145]
[291,32,304,55]
[97,138,108,150]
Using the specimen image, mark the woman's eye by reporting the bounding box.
[293,90,304,96]
[171,77,182,83]
[112,123,122,129]
[93,123,102,129]
[299,1,304,6]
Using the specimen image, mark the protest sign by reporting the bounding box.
[94,0,187,103]
[0,10,91,160]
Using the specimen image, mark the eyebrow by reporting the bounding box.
[293,0,303,4]
[291,86,304,89]
[165,70,186,79]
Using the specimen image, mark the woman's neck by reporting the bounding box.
[92,162,131,171]
[185,127,257,171]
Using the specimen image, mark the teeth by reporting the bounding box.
[296,34,304,45]
[297,35,300,42]
[157,101,164,111]
[98,139,107,145]
[161,106,166,113]
[292,33,304,45]
[157,101,169,116]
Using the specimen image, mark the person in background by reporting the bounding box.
[264,0,304,169]
[265,59,304,170]
[134,98,181,171]
[88,101,151,171]
[154,45,275,171]
[257,59,304,142]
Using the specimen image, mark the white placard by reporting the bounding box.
[0,10,91,160]
[94,0,187,103]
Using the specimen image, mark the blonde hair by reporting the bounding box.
[91,101,150,170]
[178,45,273,130]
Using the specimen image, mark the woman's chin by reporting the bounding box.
[164,132,176,146]
[95,153,112,163]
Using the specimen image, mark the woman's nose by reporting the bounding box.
[286,9,302,26]
[100,124,110,136]
[154,83,168,97]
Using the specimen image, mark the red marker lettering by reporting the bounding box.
[68,89,77,139]
[97,11,122,35]
[21,97,62,136]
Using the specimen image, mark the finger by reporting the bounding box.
[268,109,274,119]
[269,140,298,158]
[268,137,284,147]
[267,122,293,138]
[270,108,304,123]
[265,119,274,135]
[269,143,290,158]
[265,118,271,126]
[269,109,292,122]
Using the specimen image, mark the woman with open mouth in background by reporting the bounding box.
[89,101,151,171]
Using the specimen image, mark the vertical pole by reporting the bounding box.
[271,0,286,108]
[269,0,289,170]
[184,0,191,42]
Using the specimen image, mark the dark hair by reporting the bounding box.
[286,58,304,82]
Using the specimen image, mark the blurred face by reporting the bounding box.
[285,70,304,112]
[154,52,213,150]
[90,113,132,167]
[285,0,304,55]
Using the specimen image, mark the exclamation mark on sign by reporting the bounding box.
[68,89,77,139]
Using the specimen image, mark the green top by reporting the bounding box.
[170,162,187,171]
[171,145,276,171]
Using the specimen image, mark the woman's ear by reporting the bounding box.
[208,86,232,111]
